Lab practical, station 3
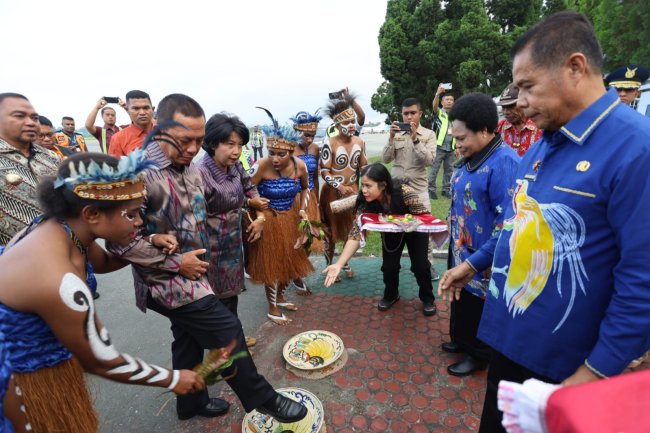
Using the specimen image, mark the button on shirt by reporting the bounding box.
[0,140,59,245]
[479,89,650,382]
[107,142,213,312]
[382,124,436,195]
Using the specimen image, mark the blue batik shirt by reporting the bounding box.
[479,89,650,382]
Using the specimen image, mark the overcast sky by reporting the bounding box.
[1,0,388,129]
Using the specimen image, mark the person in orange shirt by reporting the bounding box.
[109,90,155,157]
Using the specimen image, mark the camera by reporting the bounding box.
[104,96,120,104]
[396,122,411,131]
[328,91,344,100]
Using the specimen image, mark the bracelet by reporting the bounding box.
[299,209,307,215]
[167,370,180,390]
[464,259,478,273]
[256,215,266,222]
[148,234,157,244]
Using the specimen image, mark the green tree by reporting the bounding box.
[486,0,543,32]
[373,0,512,120]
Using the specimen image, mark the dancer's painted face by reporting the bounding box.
[360,175,385,203]
[101,198,144,246]
[338,121,355,137]
[268,148,292,171]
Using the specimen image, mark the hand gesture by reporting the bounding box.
[96,97,107,109]
[249,196,269,211]
[246,218,264,243]
[410,122,418,140]
[322,264,342,287]
[438,261,476,301]
[338,185,355,196]
[389,121,400,139]
[171,370,205,395]
[436,83,446,96]
[151,234,180,255]
[118,97,127,110]
[179,249,209,280]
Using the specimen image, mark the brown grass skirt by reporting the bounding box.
[319,183,357,243]
[14,357,98,433]
[248,208,315,286]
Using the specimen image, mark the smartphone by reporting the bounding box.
[104,96,120,104]
[396,122,411,131]
[442,83,453,90]
[328,91,344,100]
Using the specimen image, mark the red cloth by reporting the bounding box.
[358,213,449,247]
[497,118,542,157]
[545,370,650,433]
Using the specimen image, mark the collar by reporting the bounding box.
[559,88,619,146]
[201,153,237,181]
[103,124,120,132]
[130,122,154,135]
[458,135,503,172]
[0,138,37,156]
[501,119,537,131]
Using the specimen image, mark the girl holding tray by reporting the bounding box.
[322,163,437,316]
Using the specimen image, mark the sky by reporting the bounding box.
[1,0,389,130]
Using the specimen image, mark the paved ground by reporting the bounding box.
[93,255,489,433]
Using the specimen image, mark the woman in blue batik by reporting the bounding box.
[438,93,520,377]
[248,109,313,325]
[290,111,323,295]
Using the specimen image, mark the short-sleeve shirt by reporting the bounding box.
[108,123,153,157]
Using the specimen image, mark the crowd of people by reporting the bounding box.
[0,10,649,433]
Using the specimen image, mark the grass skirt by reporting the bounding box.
[14,357,98,433]
[249,208,315,286]
[319,184,357,243]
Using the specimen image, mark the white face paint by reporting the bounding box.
[59,273,120,361]
[339,121,355,137]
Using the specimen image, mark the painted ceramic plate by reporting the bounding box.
[242,387,324,433]
[282,330,345,370]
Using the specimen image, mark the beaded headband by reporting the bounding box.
[53,150,153,201]
[266,137,296,151]
[333,108,355,124]
[256,106,300,151]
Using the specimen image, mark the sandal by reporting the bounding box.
[245,336,257,347]
[343,265,355,279]
[276,302,298,311]
[267,312,292,325]
[293,280,313,296]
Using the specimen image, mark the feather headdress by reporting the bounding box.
[291,110,322,133]
[53,149,155,201]
[256,106,300,151]
[325,94,357,124]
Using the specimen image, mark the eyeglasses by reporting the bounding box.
[38,132,55,139]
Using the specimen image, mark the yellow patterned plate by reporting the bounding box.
[282,330,345,370]
[242,387,324,433]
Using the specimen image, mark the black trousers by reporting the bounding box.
[479,350,558,433]
[146,293,275,415]
[449,289,491,362]
[253,147,263,160]
[381,231,434,303]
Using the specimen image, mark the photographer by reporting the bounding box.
[429,83,456,199]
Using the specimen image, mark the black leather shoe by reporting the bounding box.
[423,302,437,316]
[177,398,230,420]
[257,393,308,424]
[93,291,100,300]
[377,296,400,311]
[447,356,487,377]
[441,341,462,353]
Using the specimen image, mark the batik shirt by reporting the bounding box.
[197,154,259,298]
[107,142,213,312]
[497,118,542,157]
[450,137,519,298]
[0,139,59,245]
[479,89,650,382]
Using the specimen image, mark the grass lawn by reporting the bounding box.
[342,156,451,257]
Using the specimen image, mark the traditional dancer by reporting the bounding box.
[248,108,314,325]
[319,95,368,281]
[0,152,205,433]
[197,112,268,347]
[290,110,323,295]
[322,163,436,315]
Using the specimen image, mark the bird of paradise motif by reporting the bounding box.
[494,180,588,332]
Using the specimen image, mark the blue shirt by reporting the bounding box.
[451,137,520,298]
[479,89,650,382]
